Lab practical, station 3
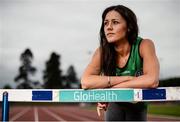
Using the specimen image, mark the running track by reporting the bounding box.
[0,104,180,121]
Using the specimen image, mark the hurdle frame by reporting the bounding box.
[1,87,180,121]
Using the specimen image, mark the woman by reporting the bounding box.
[81,5,159,121]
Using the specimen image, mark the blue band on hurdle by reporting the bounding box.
[32,91,52,100]
[142,89,166,100]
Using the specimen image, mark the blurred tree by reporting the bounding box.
[16,82,33,89]
[65,65,79,89]
[159,77,180,87]
[3,84,12,89]
[14,48,36,89]
[43,52,63,88]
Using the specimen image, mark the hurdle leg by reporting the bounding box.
[1,92,9,122]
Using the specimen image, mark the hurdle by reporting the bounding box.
[1,87,180,121]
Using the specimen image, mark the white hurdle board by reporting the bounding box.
[0,87,180,102]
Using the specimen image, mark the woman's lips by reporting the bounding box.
[107,33,114,36]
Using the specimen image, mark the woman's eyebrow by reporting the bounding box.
[104,18,120,21]
[112,19,120,21]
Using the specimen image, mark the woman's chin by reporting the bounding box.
[107,39,117,43]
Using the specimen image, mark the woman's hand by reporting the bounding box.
[97,102,109,117]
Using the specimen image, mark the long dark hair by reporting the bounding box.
[100,5,139,76]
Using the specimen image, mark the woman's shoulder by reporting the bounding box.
[141,38,154,44]
[93,47,101,56]
[91,47,101,61]
[140,38,155,49]
[139,38,156,56]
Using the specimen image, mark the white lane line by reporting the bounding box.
[60,108,93,121]
[42,108,67,122]
[63,112,93,121]
[34,107,39,122]
[10,107,31,121]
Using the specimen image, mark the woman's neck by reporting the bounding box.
[114,38,131,57]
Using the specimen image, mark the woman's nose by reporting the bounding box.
[107,23,113,30]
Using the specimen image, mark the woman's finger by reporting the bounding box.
[97,106,103,117]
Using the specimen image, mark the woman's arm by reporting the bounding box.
[112,39,160,89]
[81,48,132,89]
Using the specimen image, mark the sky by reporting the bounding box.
[0,0,180,88]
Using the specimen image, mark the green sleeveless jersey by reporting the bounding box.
[116,37,143,76]
[115,37,147,107]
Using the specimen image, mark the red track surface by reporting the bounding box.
[1,104,180,121]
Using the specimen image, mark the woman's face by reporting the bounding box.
[104,10,128,43]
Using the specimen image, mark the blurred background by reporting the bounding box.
[0,0,180,121]
[0,0,180,89]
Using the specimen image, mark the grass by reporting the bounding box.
[148,102,180,117]
[83,102,180,117]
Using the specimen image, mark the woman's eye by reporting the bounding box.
[113,21,119,24]
[104,22,108,26]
